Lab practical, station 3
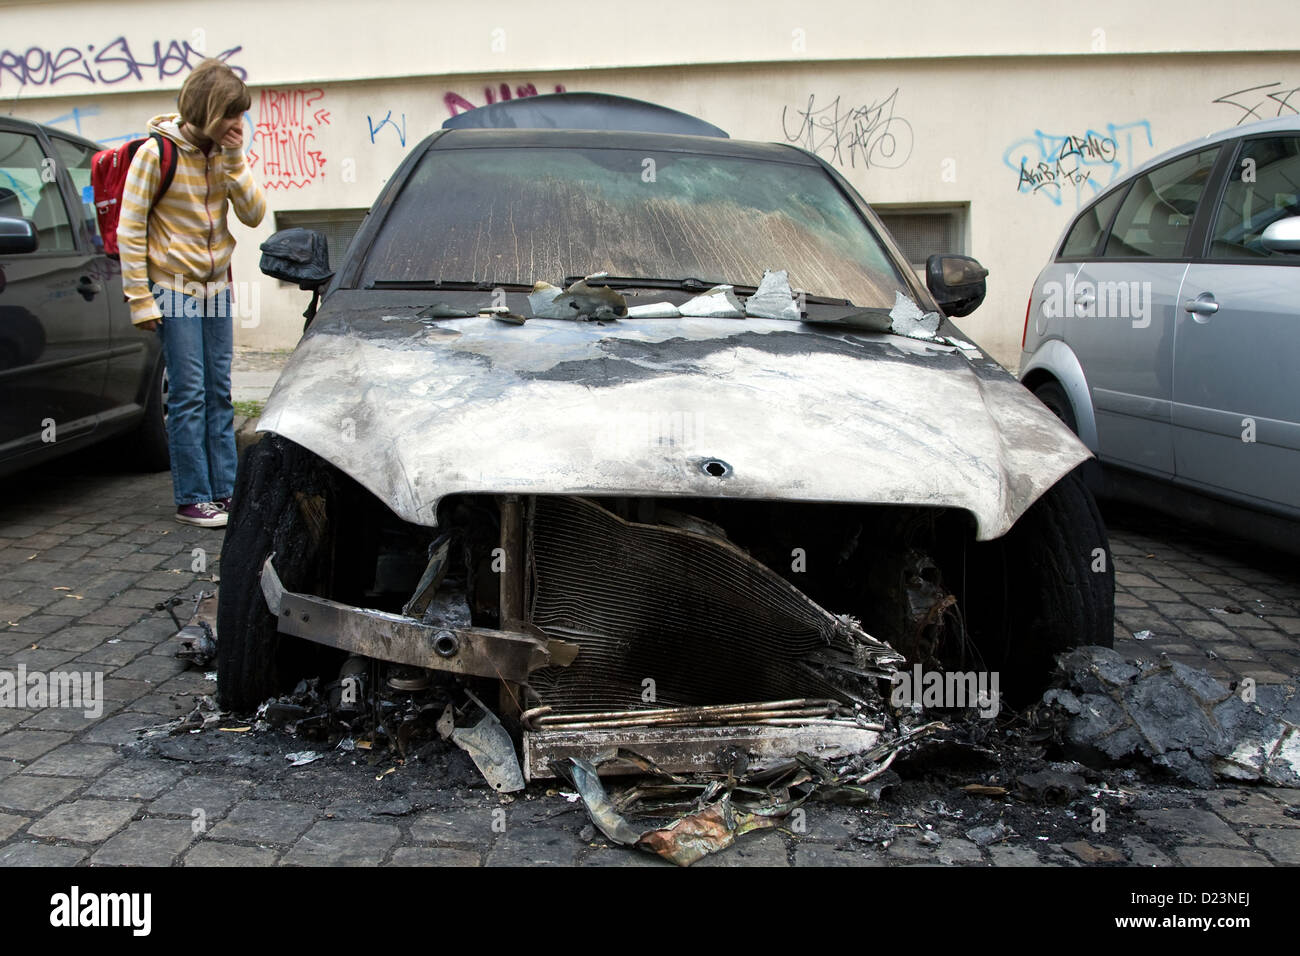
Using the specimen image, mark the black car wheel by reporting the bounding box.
[217,434,343,711]
[126,355,171,471]
[1033,380,1079,436]
[953,465,1114,704]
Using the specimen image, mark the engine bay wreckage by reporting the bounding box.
[215,96,1114,865]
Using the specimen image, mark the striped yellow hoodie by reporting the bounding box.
[118,112,267,326]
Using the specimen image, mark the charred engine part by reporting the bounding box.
[523,496,902,714]
[868,547,972,672]
[438,690,526,792]
[401,532,453,619]
[327,654,369,713]
[387,667,432,692]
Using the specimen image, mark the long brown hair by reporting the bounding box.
[178,59,252,142]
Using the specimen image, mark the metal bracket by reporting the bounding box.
[259,555,575,682]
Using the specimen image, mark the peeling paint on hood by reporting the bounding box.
[258,292,1091,540]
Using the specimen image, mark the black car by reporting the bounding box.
[0,117,167,477]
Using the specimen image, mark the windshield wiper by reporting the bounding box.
[367,279,536,292]
[563,275,760,296]
[564,275,856,308]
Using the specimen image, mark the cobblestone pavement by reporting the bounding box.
[0,449,1297,867]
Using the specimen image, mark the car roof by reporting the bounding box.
[1124,114,1300,181]
[0,115,102,151]
[441,92,731,139]
[428,127,819,165]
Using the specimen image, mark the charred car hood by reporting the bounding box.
[258,292,1091,540]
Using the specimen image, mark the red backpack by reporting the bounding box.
[91,131,178,258]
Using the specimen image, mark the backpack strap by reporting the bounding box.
[149,131,177,208]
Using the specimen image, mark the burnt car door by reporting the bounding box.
[0,122,112,463]
[1173,132,1300,514]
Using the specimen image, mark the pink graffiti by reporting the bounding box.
[248,87,330,190]
[444,82,567,117]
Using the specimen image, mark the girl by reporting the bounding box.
[118,58,267,527]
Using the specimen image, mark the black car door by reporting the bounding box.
[0,122,113,463]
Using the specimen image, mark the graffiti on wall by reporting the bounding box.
[0,36,245,89]
[367,110,406,146]
[443,82,567,117]
[780,90,914,169]
[1212,82,1300,125]
[249,88,329,190]
[1003,121,1153,207]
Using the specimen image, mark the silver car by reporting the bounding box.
[1020,116,1300,548]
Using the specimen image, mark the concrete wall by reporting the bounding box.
[3,1,1297,366]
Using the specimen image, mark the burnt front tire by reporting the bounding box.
[961,465,1114,704]
[216,434,340,712]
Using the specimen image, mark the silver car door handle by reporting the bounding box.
[1184,294,1218,316]
[1074,292,1095,303]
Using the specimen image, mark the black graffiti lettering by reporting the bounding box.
[781,90,914,170]
[1058,133,1117,163]
[1213,81,1300,125]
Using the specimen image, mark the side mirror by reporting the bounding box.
[0,217,38,255]
[1260,215,1300,254]
[258,228,333,291]
[926,254,988,317]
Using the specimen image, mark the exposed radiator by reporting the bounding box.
[525,496,895,712]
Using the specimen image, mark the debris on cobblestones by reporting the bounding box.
[1016,769,1088,804]
[169,695,222,735]
[439,691,526,794]
[1039,646,1300,787]
[173,589,218,667]
[965,820,1012,846]
[558,719,946,865]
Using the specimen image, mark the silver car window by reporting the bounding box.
[1060,187,1126,259]
[1103,147,1220,259]
[1209,135,1300,259]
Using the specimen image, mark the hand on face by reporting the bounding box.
[218,117,243,150]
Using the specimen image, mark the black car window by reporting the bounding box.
[49,136,102,250]
[0,130,74,252]
[1209,135,1300,260]
[1060,187,1126,259]
[1103,147,1220,259]
[361,146,912,308]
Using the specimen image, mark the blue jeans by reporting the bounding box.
[154,285,236,506]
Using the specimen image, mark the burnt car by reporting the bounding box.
[217,94,1113,784]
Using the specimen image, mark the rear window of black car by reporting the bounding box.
[359,146,911,308]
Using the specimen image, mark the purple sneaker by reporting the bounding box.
[176,502,228,527]
[215,497,232,512]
